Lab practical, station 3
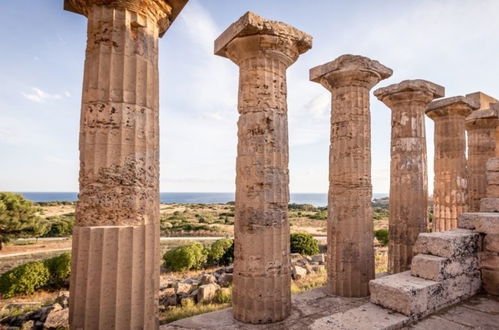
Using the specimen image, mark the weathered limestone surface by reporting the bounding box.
[214,12,312,324]
[65,1,187,329]
[465,107,498,211]
[370,229,481,318]
[465,91,498,111]
[310,55,392,297]
[460,158,499,296]
[412,229,481,258]
[426,96,478,231]
[374,79,444,273]
[411,254,478,282]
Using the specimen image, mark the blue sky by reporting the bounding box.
[1,0,498,193]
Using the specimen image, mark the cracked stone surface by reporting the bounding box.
[66,1,187,329]
[374,79,444,274]
[310,55,392,297]
[214,11,312,324]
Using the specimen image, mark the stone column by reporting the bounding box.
[310,55,392,296]
[426,96,478,232]
[374,80,444,274]
[64,1,187,329]
[214,12,311,323]
[465,109,498,211]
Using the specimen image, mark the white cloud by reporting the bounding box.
[21,87,69,103]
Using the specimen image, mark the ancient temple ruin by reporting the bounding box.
[63,2,499,329]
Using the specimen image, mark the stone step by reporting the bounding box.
[480,198,499,212]
[458,212,499,234]
[370,271,480,318]
[413,229,481,258]
[370,271,442,317]
[410,254,478,282]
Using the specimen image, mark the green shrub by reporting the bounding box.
[42,215,74,237]
[290,233,319,256]
[44,253,71,287]
[208,239,234,266]
[213,288,232,304]
[308,210,327,220]
[163,243,208,272]
[0,261,50,298]
[374,229,389,246]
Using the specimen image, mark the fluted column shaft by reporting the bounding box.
[374,81,443,274]
[433,115,468,231]
[466,117,497,211]
[65,1,187,328]
[427,97,475,232]
[214,12,311,324]
[310,55,392,297]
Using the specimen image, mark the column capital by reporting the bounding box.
[64,0,188,37]
[465,107,499,129]
[214,11,312,66]
[374,79,444,107]
[309,54,392,90]
[426,96,478,120]
[465,91,498,111]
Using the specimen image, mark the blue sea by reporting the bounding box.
[17,192,388,207]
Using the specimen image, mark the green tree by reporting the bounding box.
[0,192,46,250]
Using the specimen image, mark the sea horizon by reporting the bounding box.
[13,192,389,207]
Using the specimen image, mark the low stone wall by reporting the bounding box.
[0,249,70,275]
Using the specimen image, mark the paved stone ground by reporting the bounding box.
[161,288,499,330]
[406,293,499,329]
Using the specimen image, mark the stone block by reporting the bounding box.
[413,230,481,258]
[410,254,478,281]
[479,251,499,270]
[486,158,499,172]
[487,171,499,185]
[292,265,307,280]
[441,272,481,302]
[457,213,478,230]
[311,253,326,264]
[197,284,219,304]
[482,268,499,295]
[481,198,499,212]
[218,273,233,288]
[174,282,193,295]
[475,214,499,234]
[484,234,499,252]
[487,185,499,198]
[369,271,442,316]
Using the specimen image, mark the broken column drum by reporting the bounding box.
[64,0,187,329]
[214,12,312,323]
[465,109,498,211]
[426,96,478,232]
[310,55,392,296]
[374,80,444,274]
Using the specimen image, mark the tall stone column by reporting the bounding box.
[374,80,444,274]
[426,96,478,232]
[465,109,498,211]
[310,55,392,296]
[64,1,187,329]
[214,12,311,323]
